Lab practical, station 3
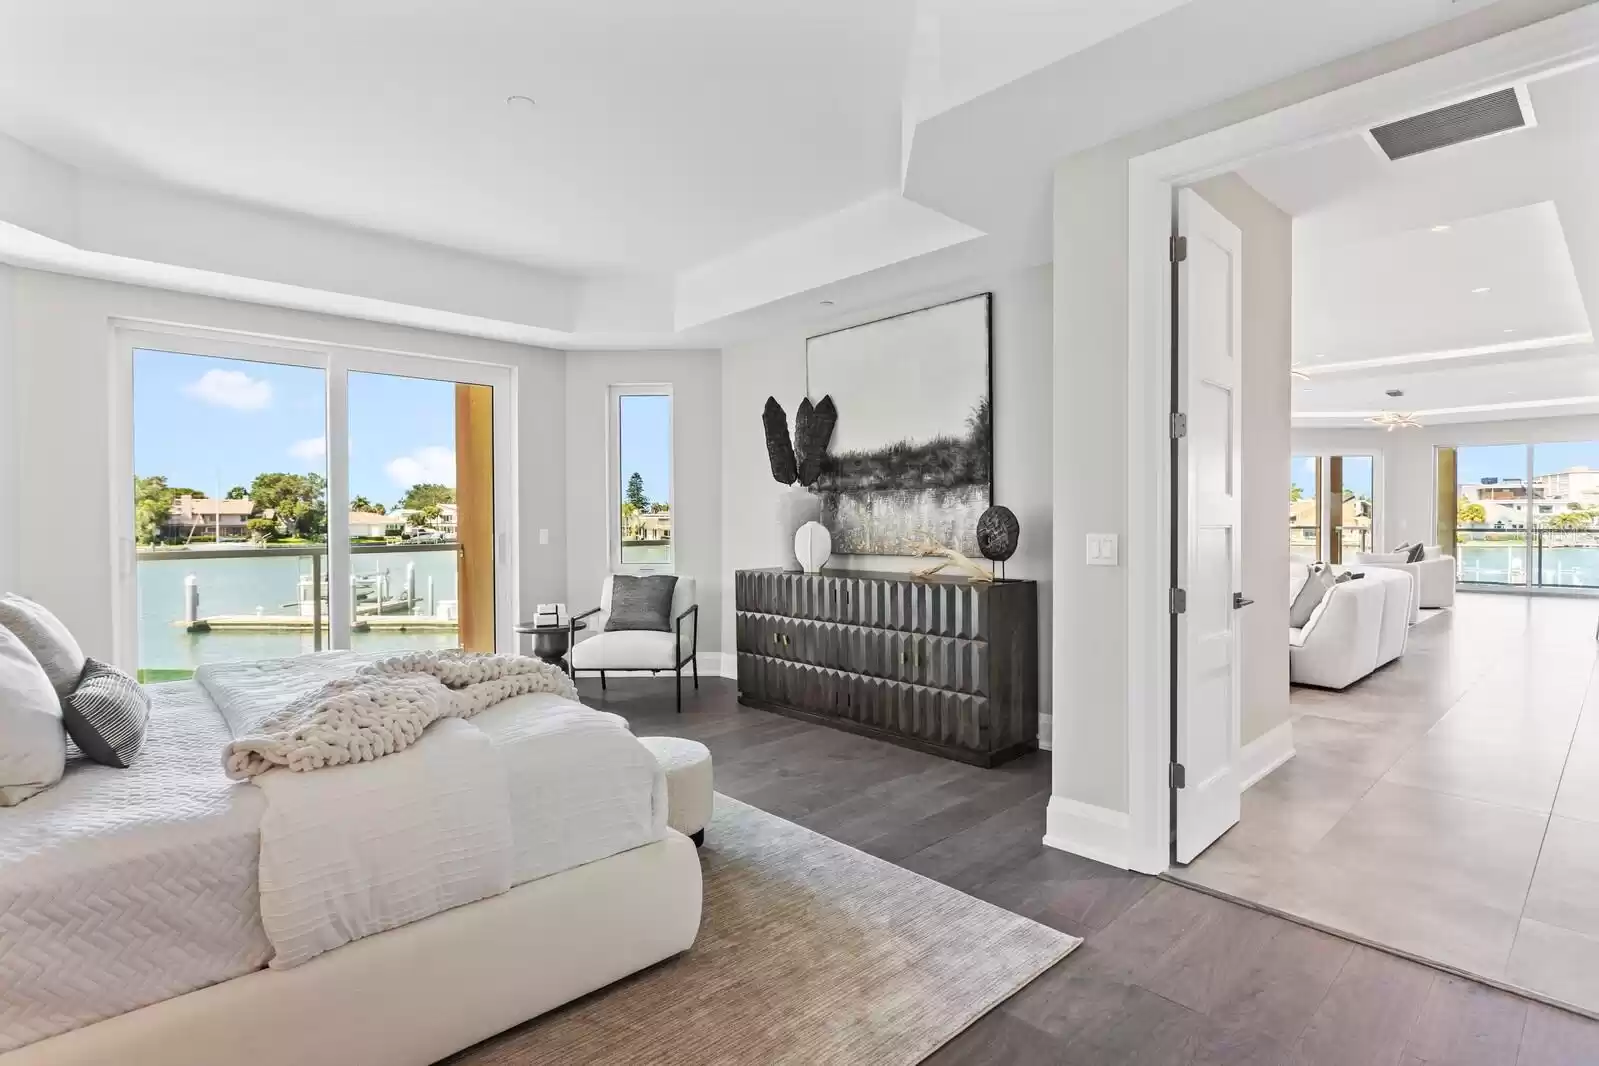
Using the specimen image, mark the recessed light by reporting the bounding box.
[1472,286,1491,294]
[820,299,835,307]
[1430,224,1452,233]
[1313,353,1326,359]
[1503,328,1517,334]
[506,94,537,111]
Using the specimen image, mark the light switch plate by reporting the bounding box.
[1086,533,1119,566]
[538,528,550,545]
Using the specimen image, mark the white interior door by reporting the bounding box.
[1174,187,1244,864]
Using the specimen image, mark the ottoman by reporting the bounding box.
[639,736,713,847]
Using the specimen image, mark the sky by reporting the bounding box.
[618,394,672,506]
[134,349,459,511]
[133,348,674,511]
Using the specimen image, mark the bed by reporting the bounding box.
[0,676,703,1066]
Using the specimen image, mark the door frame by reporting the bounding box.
[1121,5,1599,874]
[108,322,518,671]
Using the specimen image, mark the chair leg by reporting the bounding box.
[693,654,699,689]
[600,670,606,691]
[675,667,682,714]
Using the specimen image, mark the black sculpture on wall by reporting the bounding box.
[762,395,836,488]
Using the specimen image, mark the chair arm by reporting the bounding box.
[675,604,699,667]
[569,606,602,646]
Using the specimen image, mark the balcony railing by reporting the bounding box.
[1287,525,1372,561]
[1457,526,1599,589]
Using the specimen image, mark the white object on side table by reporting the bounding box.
[794,521,832,573]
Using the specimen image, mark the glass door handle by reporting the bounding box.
[1233,593,1254,609]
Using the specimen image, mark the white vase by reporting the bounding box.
[794,521,832,574]
[775,487,822,572]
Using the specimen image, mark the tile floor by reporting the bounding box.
[1173,591,1599,1016]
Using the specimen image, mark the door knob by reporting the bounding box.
[1233,593,1254,609]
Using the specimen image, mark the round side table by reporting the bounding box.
[515,618,586,673]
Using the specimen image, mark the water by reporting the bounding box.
[138,550,460,674]
[1458,544,1599,588]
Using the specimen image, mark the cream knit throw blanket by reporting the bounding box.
[221,651,579,779]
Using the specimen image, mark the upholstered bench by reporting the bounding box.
[638,736,713,847]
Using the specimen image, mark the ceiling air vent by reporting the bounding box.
[1368,87,1527,161]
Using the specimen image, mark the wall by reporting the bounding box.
[563,349,724,655]
[1192,174,1292,748]
[0,265,16,592]
[5,268,567,663]
[720,265,1054,724]
[1050,0,1582,828]
[1294,414,1599,553]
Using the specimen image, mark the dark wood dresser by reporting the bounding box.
[733,568,1039,767]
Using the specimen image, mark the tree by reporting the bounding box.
[244,517,277,543]
[134,475,174,545]
[649,501,670,513]
[1548,510,1594,531]
[620,501,639,538]
[168,487,207,499]
[626,472,648,511]
[417,504,443,529]
[249,472,328,539]
[1458,498,1486,526]
[350,495,380,514]
[1289,485,1303,503]
[225,486,249,500]
[399,483,454,511]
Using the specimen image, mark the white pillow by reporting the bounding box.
[0,593,86,695]
[0,625,66,805]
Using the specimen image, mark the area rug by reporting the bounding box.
[446,794,1078,1065]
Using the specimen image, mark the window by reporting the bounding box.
[612,386,673,570]
[1289,455,1320,563]
[1330,455,1375,562]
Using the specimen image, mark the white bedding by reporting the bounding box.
[0,676,665,1053]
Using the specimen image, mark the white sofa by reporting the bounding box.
[1288,563,1412,689]
[1354,547,1456,610]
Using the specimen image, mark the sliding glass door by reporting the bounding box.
[1448,441,1599,589]
[116,330,513,679]
[1289,453,1375,564]
[1289,455,1321,563]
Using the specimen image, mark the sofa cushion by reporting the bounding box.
[1289,563,1335,629]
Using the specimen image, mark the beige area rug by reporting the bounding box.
[447,795,1078,1066]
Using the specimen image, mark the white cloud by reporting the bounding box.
[183,368,273,411]
[385,446,456,487]
[288,436,326,462]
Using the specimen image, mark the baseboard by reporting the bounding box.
[1238,720,1295,791]
[1043,796,1132,870]
[1038,713,1052,751]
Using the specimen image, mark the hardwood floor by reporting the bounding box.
[578,672,1599,1064]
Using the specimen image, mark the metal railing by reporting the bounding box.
[1457,526,1599,589]
[1287,525,1372,560]
[136,540,459,651]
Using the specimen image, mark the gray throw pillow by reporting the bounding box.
[1289,563,1335,629]
[62,658,150,768]
[1405,543,1426,563]
[605,575,679,632]
[0,593,86,696]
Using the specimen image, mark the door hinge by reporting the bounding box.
[1170,235,1188,263]
[1169,412,1187,439]
[1169,588,1187,615]
[1170,762,1187,789]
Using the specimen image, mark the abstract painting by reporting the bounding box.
[806,293,992,556]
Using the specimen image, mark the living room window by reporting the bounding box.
[610,385,673,572]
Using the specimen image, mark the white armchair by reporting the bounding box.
[1289,577,1386,689]
[569,576,699,712]
[1416,547,1457,609]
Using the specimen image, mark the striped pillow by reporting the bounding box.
[62,659,150,768]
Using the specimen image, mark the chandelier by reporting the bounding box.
[1366,411,1422,431]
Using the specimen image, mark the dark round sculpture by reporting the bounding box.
[975,505,1020,562]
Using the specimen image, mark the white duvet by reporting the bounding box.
[0,671,665,1053]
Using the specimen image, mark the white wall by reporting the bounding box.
[1294,413,1599,552]
[720,265,1054,721]
[1192,174,1292,748]
[0,264,16,592]
[5,268,567,663]
[563,349,724,653]
[1049,0,1579,835]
